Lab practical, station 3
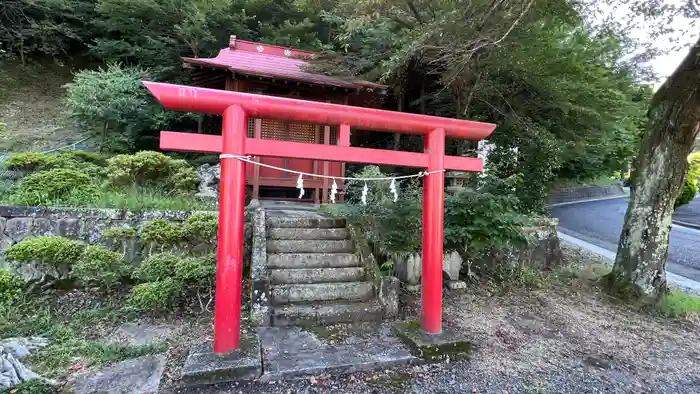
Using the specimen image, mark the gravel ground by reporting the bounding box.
[167,245,700,394]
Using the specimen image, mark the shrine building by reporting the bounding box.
[183,36,388,204]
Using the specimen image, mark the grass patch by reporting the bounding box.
[656,291,700,318]
[31,333,166,377]
[0,379,54,394]
[83,187,212,211]
[0,299,166,378]
[0,60,89,152]
[2,186,213,211]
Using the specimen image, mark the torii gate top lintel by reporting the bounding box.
[143,81,496,140]
[143,80,497,354]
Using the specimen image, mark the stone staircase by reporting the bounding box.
[260,213,387,326]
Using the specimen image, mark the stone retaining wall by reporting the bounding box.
[548,185,627,205]
[393,218,563,285]
[0,205,213,269]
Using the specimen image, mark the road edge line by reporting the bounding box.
[672,220,700,231]
[548,194,629,207]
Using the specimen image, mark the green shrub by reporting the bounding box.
[343,166,424,259]
[444,189,531,259]
[0,379,54,394]
[132,253,179,282]
[72,245,124,290]
[170,165,199,193]
[0,268,26,304]
[4,236,84,273]
[675,177,698,208]
[102,227,137,240]
[59,150,108,167]
[127,279,177,310]
[174,254,216,285]
[688,152,700,183]
[139,219,184,252]
[4,152,61,173]
[183,212,218,245]
[4,236,84,282]
[10,168,99,205]
[105,151,198,193]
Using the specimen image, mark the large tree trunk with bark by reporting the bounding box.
[611,37,700,295]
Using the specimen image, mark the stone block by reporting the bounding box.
[379,276,400,319]
[29,218,54,237]
[395,251,463,285]
[0,217,5,235]
[250,280,270,327]
[442,251,462,281]
[393,321,472,362]
[65,354,166,394]
[266,216,345,229]
[271,282,374,304]
[394,254,422,285]
[4,217,32,242]
[251,208,267,281]
[56,218,82,238]
[267,253,359,269]
[181,334,262,386]
[446,280,467,290]
[267,239,353,254]
[268,228,349,240]
[271,301,383,326]
[269,267,365,284]
[258,324,416,381]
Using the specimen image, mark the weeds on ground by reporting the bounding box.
[0,298,165,378]
[0,379,54,394]
[656,291,700,319]
[2,186,212,211]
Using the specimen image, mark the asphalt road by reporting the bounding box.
[552,197,700,282]
[674,196,700,226]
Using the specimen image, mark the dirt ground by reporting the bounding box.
[170,245,700,394]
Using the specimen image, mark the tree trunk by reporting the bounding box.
[101,121,108,152]
[611,37,700,295]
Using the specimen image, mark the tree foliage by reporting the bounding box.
[312,0,650,211]
[65,64,171,151]
[1,0,661,215]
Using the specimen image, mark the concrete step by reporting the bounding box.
[267,217,346,229]
[271,301,384,326]
[269,267,366,284]
[267,253,360,269]
[268,227,349,240]
[267,240,353,254]
[271,282,375,304]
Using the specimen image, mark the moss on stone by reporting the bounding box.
[393,321,472,362]
[300,323,341,340]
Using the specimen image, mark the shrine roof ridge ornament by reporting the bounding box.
[142,81,496,140]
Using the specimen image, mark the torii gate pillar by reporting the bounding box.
[215,105,248,351]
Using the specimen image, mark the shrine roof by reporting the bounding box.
[183,37,387,91]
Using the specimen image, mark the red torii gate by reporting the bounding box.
[143,81,496,353]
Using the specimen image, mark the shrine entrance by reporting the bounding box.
[143,81,496,354]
